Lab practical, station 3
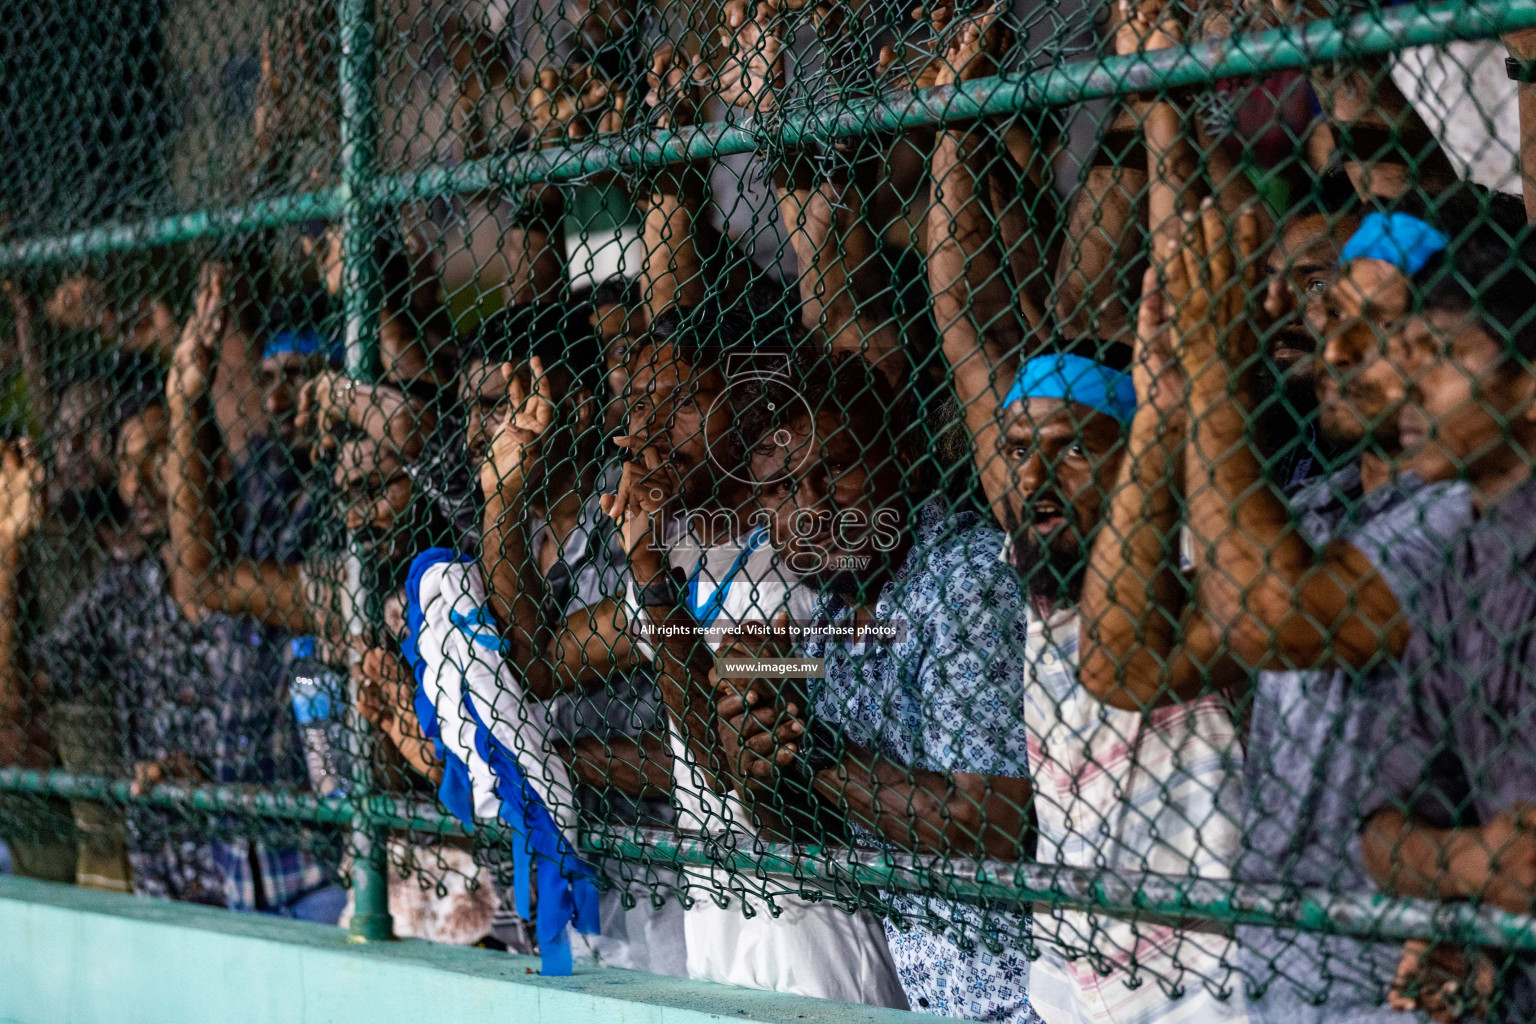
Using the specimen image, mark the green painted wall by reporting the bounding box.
[0,877,929,1024]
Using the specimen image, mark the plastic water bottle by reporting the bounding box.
[290,637,350,798]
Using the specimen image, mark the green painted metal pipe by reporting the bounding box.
[0,768,470,836]
[6,0,1536,269]
[0,767,467,841]
[6,767,1534,948]
[333,0,391,944]
[584,827,1536,953]
[378,0,1536,193]
[0,191,343,271]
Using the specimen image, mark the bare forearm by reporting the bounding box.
[1144,100,1203,233]
[450,17,512,163]
[640,185,707,320]
[1362,809,1480,901]
[1053,160,1145,342]
[0,547,41,763]
[648,606,727,796]
[1187,378,1402,667]
[1186,379,1300,646]
[549,599,638,690]
[1194,122,1265,227]
[929,129,1025,513]
[11,294,52,428]
[386,715,444,784]
[779,175,904,381]
[812,746,1029,860]
[1080,408,1192,709]
[565,734,673,800]
[1518,84,1536,225]
[1311,60,1458,198]
[928,130,1025,375]
[481,490,554,697]
[165,393,219,617]
[0,539,26,723]
[987,129,1056,335]
[196,561,310,633]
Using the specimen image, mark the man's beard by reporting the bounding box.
[1258,357,1319,439]
[1002,505,1087,606]
[53,484,113,526]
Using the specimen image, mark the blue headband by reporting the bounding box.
[1341,212,1449,276]
[1003,353,1137,424]
[263,328,345,365]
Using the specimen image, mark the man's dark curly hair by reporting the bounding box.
[1413,227,1536,367]
[735,350,942,498]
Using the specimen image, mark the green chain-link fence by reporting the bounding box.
[4,0,1536,1018]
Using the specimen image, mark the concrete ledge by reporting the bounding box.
[0,876,928,1024]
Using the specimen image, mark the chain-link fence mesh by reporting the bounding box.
[4,0,1536,1018]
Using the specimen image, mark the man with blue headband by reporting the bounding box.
[1078,203,1478,1023]
[233,327,346,563]
[914,97,1256,1005]
[985,342,1252,1023]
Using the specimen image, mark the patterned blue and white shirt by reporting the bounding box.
[804,499,1042,1024]
[34,555,332,912]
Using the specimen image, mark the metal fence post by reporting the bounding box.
[336,0,392,943]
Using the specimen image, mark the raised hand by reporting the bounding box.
[480,356,556,503]
[933,1,1013,88]
[1156,200,1261,380]
[2,281,35,363]
[1455,811,1536,913]
[355,644,417,733]
[129,751,207,798]
[167,263,228,401]
[598,434,681,587]
[0,440,42,548]
[43,274,110,333]
[591,78,628,136]
[1388,939,1495,1023]
[1113,0,1181,57]
[875,0,956,92]
[712,612,807,783]
[646,45,709,129]
[1131,265,1189,421]
[294,369,353,460]
[715,2,789,113]
[523,64,611,145]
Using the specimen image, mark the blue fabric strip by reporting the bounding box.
[449,606,511,653]
[1003,353,1137,423]
[262,327,346,365]
[1341,211,1449,276]
[460,683,601,974]
[403,548,476,828]
[403,545,602,975]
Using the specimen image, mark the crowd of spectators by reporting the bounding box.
[4,0,1536,1021]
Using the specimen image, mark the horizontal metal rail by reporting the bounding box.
[0,768,466,836]
[6,768,1534,950]
[3,0,1534,269]
[0,191,344,271]
[587,828,1536,952]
